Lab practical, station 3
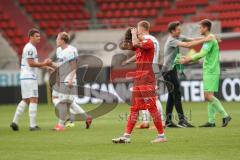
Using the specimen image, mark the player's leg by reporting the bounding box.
[200,75,231,127]
[208,102,216,124]
[28,80,40,131]
[66,108,76,128]
[54,102,68,131]
[148,99,165,130]
[147,99,167,143]
[125,107,139,135]
[142,110,150,124]
[163,71,179,127]
[52,96,66,131]
[199,94,217,127]
[10,99,29,131]
[28,97,40,131]
[136,110,150,129]
[112,88,141,143]
[140,85,166,143]
[171,69,194,127]
[201,92,231,127]
[112,106,138,144]
[10,79,30,131]
[68,101,92,129]
[155,99,165,127]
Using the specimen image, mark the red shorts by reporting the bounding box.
[130,84,157,111]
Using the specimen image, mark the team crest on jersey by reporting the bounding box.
[28,51,34,56]
[203,43,209,50]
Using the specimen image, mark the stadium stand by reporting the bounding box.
[95,0,240,33]
[1,0,240,62]
[0,0,53,60]
[96,0,170,29]
[0,5,25,57]
[0,33,19,70]
[191,0,240,32]
[18,0,90,37]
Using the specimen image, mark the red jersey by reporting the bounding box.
[133,39,155,85]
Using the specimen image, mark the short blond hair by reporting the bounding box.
[138,20,150,31]
[58,32,70,44]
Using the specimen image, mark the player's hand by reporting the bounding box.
[179,56,188,64]
[46,66,55,73]
[131,28,137,35]
[44,58,52,66]
[67,80,73,88]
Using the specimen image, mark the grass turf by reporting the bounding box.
[0,102,239,160]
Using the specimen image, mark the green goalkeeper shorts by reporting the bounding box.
[203,74,220,92]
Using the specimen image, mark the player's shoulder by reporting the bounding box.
[167,36,178,43]
[142,38,153,44]
[24,42,36,51]
[203,40,215,50]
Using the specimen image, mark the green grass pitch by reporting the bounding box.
[0,102,239,160]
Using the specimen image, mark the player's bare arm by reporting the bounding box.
[27,58,52,68]
[40,66,55,72]
[179,48,209,64]
[177,36,210,48]
[131,28,141,47]
[178,34,221,48]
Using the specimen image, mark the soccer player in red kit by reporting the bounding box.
[112,21,167,143]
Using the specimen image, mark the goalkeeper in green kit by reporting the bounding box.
[179,19,232,127]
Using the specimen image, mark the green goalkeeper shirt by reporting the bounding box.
[191,34,220,75]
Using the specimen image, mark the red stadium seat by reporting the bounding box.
[5,29,15,38]
[8,21,17,29]
[136,2,144,9]
[176,0,208,8]
[149,9,158,17]
[123,10,130,18]
[141,9,148,18]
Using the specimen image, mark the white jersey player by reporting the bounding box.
[121,34,165,129]
[51,32,92,131]
[10,28,53,131]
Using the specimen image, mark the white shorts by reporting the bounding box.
[52,80,77,106]
[52,90,75,106]
[21,79,38,99]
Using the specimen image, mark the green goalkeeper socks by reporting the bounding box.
[210,96,228,118]
[208,102,216,123]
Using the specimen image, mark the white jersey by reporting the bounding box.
[144,35,160,64]
[56,45,78,66]
[144,35,160,74]
[52,45,78,103]
[56,45,78,83]
[20,42,38,80]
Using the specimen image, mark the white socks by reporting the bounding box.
[57,103,68,126]
[58,119,65,126]
[142,110,150,124]
[124,133,131,138]
[29,103,37,128]
[13,100,28,124]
